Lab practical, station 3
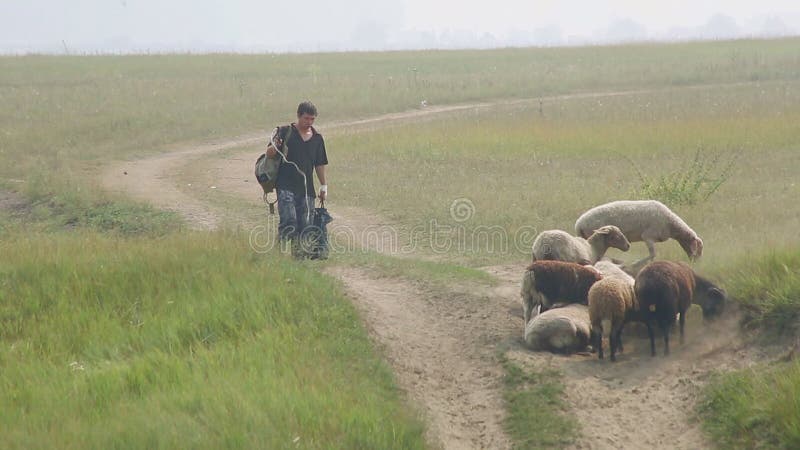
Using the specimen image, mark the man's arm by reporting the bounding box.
[315,165,327,200]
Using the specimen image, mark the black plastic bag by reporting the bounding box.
[301,201,333,260]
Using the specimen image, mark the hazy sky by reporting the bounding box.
[1,0,799,53]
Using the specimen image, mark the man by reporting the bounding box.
[266,101,328,258]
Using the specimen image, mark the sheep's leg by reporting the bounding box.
[646,321,656,356]
[593,325,604,360]
[645,239,657,261]
[661,320,670,356]
[615,324,624,354]
[522,294,532,325]
[679,311,686,345]
[609,328,617,362]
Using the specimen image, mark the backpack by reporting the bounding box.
[255,125,292,212]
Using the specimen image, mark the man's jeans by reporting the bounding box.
[277,189,314,242]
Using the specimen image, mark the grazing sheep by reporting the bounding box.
[531,225,631,265]
[575,200,703,265]
[525,304,592,354]
[634,260,726,356]
[520,261,603,325]
[588,276,638,361]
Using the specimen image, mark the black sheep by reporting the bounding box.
[634,260,726,356]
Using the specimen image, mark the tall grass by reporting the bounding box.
[0,232,426,449]
[700,361,800,449]
[697,248,800,449]
[723,248,800,339]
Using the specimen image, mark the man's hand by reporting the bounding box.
[266,137,282,159]
[318,190,327,202]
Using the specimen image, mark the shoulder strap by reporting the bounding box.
[281,125,293,158]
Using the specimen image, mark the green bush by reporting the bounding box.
[629,147,738,206]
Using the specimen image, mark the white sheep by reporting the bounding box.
[524,303,592,354]
[531,225,631,265]
[588,276,638,361]
[594,259,635,283]
[575,200,703,266]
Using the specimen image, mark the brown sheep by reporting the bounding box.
[588,277,638,361]
[634,260,726,356]
[521,260,603,325]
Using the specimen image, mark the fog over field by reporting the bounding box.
[1,0,800,54]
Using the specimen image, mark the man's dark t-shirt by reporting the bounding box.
[276,124,328,198]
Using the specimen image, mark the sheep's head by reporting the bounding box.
[593,225,631,252]
[698,286,726,319]
[691,237,704,260]
[681,235,704,261]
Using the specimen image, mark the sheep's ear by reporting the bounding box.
[691,238,704,258]
[593,227,611,235]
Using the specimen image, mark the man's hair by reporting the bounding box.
[297,101,317,117]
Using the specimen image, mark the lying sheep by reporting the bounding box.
[575,200,703,265]
[634,260,726,356]
[520,260,603,325]
[588,276,638,361]
[531,225,630,265]
[525,303,592,354]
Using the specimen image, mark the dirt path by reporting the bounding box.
[328,266,515,450]
[99,82,767,450]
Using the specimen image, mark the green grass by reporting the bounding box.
[0,232,427,449]
[501,356,578,449]
[722,248,800,339]
[700,360,800,450]
[698,248,800,449]
[20,176,183,235]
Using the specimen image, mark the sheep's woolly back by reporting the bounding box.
[594,260,635,284]
[524,260,602,308]
[531,229,592,264]
[634,260,695,323]
[588,277,637,327]
[525,304,591,353]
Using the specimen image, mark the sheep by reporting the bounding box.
[524,303,592,354]
[574,200,703,266]
[520,260,603,325]
[531,225,631,265]
[634,260,726,356]
[588,276,638,361]
[594,259,635,283]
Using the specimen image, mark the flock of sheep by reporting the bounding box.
[521,200,727,361]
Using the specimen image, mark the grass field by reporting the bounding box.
[3,38,800,180]
[331,79,800,268]
[3,37,800,449]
